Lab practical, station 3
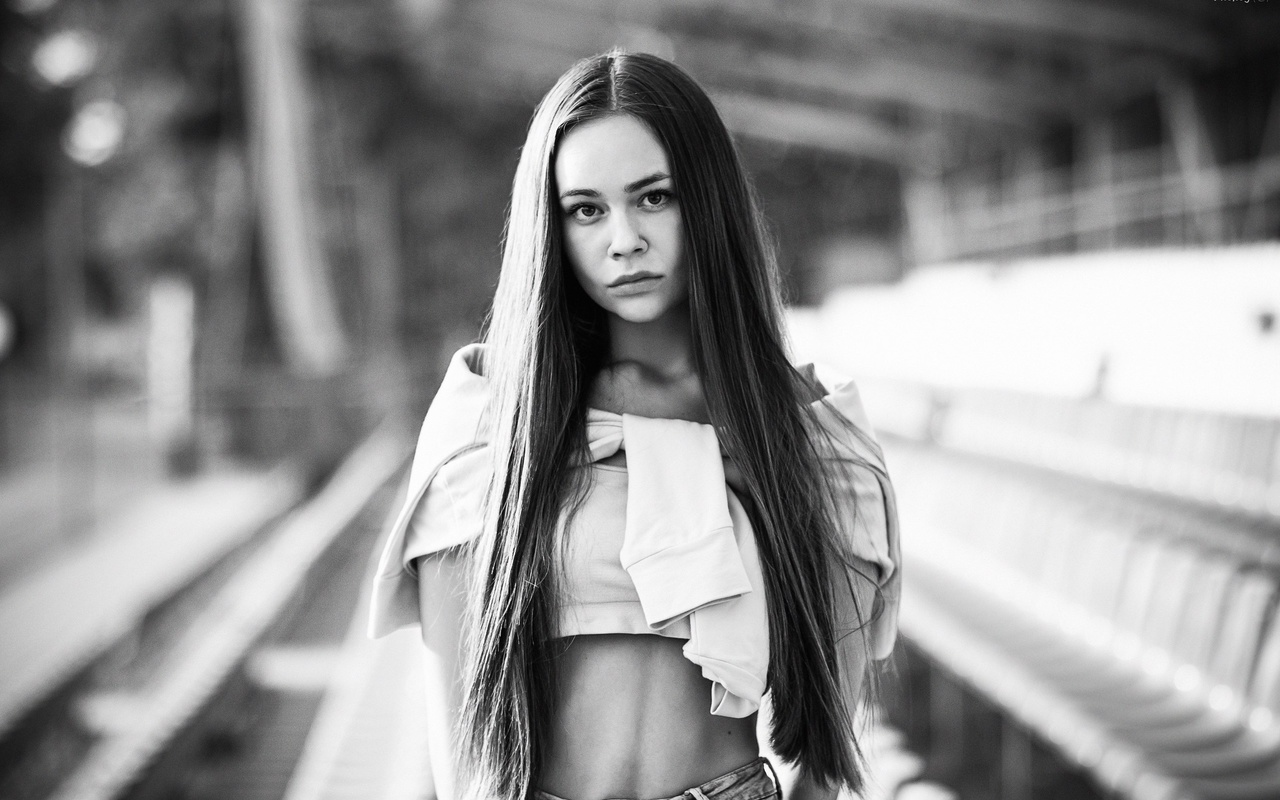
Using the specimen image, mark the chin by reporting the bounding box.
[605,298,680,324]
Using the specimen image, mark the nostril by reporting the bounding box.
[609,224,645,257]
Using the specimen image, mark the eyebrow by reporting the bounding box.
[559,172,671,200]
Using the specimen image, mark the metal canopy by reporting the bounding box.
[378,0,1279,167]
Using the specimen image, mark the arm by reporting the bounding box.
[417,549,468,800]
[403,446,489,800]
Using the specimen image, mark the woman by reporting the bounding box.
[369,51,901,800]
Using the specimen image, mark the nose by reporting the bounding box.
[607,210,647,259]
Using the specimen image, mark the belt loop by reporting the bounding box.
[761,757,783,800]
[687,788,712,800]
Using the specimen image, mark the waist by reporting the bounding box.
[540,635,760,800]
[534,757,777,800]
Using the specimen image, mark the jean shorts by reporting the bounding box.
[533,756,780,800]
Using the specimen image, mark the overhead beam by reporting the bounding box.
[853,0,1220,62]
[854,58,1062,122]
[444,0,1075,127]
[540,0,1216,74]
[416,5,912,163]
[663,1,1223,115]
[398,41,911,164]
[400,0,1176,124]
[711,92,908,164]
[687,43,1058,127]
[398,0,1217,152]
[397,0,1217,125]
[407,22,912,164]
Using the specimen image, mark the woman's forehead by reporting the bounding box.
[554,115,671,194]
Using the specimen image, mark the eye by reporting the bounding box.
[565,203,602,223]
[639,189,674,210]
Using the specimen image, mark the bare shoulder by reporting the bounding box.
[588,363,711,424]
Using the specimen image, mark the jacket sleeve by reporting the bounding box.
[807,365,902,661]
[367,440,487,639]
[367,348,491,639]
[403,446,489,572]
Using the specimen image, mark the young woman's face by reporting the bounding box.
[555,114,687,325]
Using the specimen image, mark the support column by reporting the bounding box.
[1158,78,1225,244]
[1243,67,1280,240]
[1011,142,1049,254]
[903,126,952,265]
[1074,114,1116,250]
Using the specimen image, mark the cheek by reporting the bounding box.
[666,217,687,273]
[563,222,601,261]
[560,223,586,267]
[562,227,603,292]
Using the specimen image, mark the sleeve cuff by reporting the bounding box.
[625,526,753,629]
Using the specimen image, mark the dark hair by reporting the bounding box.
[463,50,876,799]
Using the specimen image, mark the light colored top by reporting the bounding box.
[367,344,901,718]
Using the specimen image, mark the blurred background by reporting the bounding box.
[1,1,1279,799]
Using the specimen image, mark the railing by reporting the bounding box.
[926,153,1280,260]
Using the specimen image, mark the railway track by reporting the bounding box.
[0,426,954,800]
[0,432,407,800]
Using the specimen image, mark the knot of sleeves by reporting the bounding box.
[584,409,767,716]
[367,344,900,718]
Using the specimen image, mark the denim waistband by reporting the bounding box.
[532,756,779,800]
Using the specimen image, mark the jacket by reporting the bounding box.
[368,343,901,716]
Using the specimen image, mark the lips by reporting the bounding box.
[608,271,662,288]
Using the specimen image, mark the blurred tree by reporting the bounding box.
[308,4,530,413]
[0,6,71,224]
[0,5,73,368]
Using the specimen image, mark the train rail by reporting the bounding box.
[0,426,951,800]
[0,431,405,800]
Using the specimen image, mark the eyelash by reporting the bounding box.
[564,189,676,223]
[639,189,674,209]
[566,203,601,222]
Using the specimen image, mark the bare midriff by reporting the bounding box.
[539,634,759,800]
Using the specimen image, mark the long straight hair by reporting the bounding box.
[460,51,879,799]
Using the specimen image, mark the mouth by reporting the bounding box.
[608,271,662,289]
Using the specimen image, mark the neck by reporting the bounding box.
[607,304,695,379]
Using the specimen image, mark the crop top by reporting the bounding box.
[367,344,901,719]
